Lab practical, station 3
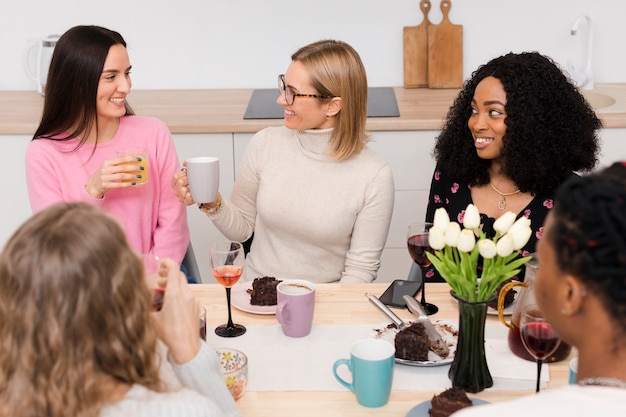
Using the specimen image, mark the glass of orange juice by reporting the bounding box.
[117,147,148,185]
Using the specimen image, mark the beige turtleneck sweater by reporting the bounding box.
[208,126,394,283]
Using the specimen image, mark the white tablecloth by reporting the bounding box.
[206,323,548,392]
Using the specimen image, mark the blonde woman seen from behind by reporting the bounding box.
[0,202,241,417]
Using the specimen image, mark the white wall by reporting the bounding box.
[3,0,626,91]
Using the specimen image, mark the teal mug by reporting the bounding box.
[333,338,395,408]
[569,357,578,384]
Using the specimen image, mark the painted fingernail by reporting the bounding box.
[137,175,142,179]
[131,181,137,186]
[140,166,145,170]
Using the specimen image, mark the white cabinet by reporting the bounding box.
[233,133,254,172]
[368,131,437,282]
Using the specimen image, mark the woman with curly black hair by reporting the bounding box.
[424,51,602,281]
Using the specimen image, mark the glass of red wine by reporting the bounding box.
[407,222,438,315]
[520,307,561,392]
[211,241,246,337]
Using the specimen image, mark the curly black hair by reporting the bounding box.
[548,161,626,332]
[433,51,602,196]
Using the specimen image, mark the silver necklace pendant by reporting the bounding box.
[497,198,506,210]
[578,377,626,389]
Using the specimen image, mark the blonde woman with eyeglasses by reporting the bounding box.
[173,40,394,284]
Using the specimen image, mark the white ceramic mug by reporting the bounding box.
[186,157,220,203]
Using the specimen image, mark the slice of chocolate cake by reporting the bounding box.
[394,322,430,362]
[428,387,473,417]
[247,276,281,306]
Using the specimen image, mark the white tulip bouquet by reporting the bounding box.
[426,204,533,302]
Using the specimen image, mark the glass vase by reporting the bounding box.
[448,290,493,393]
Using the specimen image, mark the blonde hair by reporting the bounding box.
[0,202,163,417]
[292,39,370,160]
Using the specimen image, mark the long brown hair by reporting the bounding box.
[33,25,135,150]
[0,202,163,417]
[292,40,370,160]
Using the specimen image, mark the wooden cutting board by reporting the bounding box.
[428,0,463,88]
[403,0,432,88]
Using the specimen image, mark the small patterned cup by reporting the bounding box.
[215,348,248,400]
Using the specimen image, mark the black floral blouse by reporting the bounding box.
[424,164,559,282]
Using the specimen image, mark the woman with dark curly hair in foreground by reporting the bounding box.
[454,161,626,416]
[424,51,602,282]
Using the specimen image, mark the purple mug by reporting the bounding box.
[276,279,315,337]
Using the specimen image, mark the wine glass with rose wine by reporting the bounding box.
[520,307,561,392]
[407,222,438,315]
[211,241,246,337]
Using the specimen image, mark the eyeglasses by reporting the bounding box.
[278,74,335,106]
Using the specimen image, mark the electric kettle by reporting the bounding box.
[23,34,60,95]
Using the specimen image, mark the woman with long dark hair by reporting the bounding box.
[26,25,189,270]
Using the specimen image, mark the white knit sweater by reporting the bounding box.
[208,126,395,283]
[452,384,624,417]
[100,343,242,417]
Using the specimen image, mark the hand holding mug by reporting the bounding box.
[172,165,195,205]
[172,157,220,206]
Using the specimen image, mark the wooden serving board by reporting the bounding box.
[428,0,463,88]
[403,0,432,88]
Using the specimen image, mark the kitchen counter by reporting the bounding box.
[3,84,626,135]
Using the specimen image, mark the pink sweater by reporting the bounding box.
[25,116,189,262]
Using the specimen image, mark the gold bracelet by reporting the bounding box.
[198,193,222,214]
